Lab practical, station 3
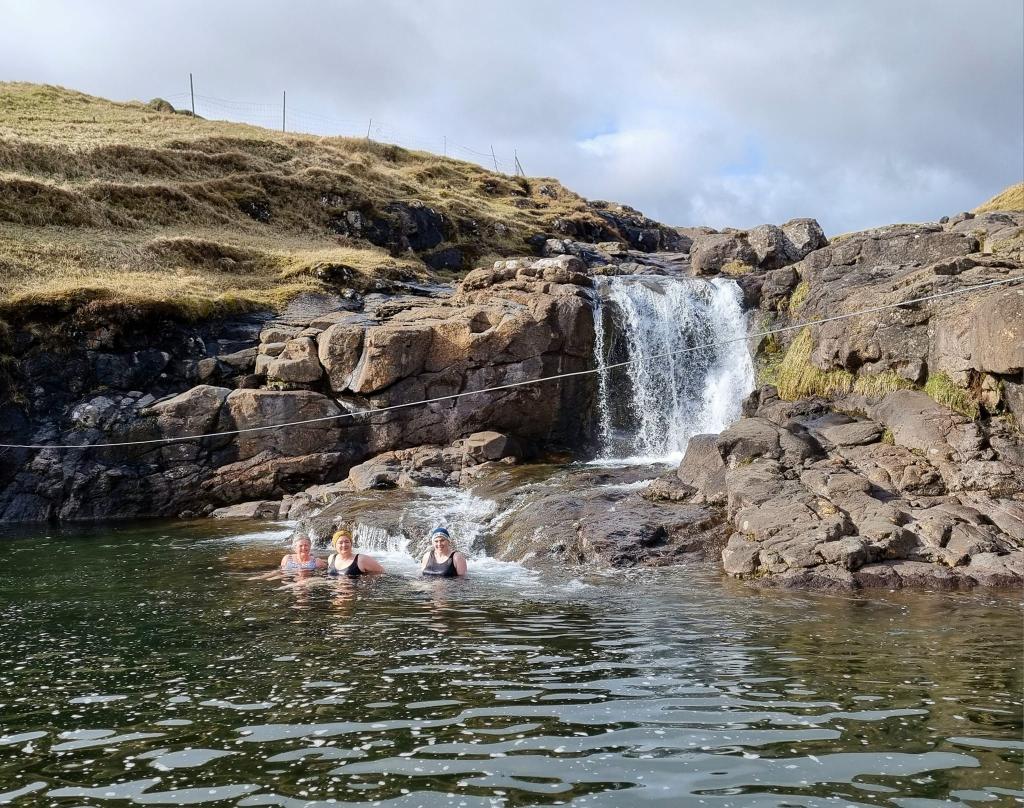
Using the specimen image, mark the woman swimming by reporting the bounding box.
[327,528,384,577]
[420,526,467,577]
[280,532,326,572]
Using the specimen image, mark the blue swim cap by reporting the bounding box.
[431,526,451,538]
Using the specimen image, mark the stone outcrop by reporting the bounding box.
[690,219,827,275]
[678,385,1024,589]
[2,191,1022,597]
[748,216,1024,403]
[0,257,601,521]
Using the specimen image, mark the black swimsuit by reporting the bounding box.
[330,553,362,577]
[422,551,459,578]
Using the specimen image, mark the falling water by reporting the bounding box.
[593,275,754,463]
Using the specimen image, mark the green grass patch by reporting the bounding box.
[924,372,981,419]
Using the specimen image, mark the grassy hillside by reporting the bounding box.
[973,182,1024,214]
[0,83,610,320]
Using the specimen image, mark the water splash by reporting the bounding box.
[349,487,498,562]
[592,276,753,464]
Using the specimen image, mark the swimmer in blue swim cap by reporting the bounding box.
[420,526,467,577]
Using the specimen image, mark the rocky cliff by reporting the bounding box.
[0,257,599,520]
[2,203,1022,592]
[2,84,1022,588]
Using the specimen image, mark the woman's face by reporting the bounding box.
[294,538,312,560]
[334,533,353,554]
[432,534,451,554]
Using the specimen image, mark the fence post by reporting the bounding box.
[281,90,286,133]
[514,150,525,177]
[189,73,195,116]
[490,144,498,172]
[366,118,372,140]
[443,135,446,157]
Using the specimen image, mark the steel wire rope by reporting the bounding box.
[2,274,1020,451]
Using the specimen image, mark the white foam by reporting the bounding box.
[592,275,753,463]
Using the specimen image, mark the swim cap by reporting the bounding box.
[430,526,451,539]
[331,528,353,548]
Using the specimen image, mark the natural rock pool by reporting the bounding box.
[0,520,1021,807]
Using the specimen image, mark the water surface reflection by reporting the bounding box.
[0,521,1020,806]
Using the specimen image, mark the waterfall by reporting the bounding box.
[592,275,754,464]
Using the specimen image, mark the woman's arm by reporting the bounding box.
[358,555,385,574]
[280,555,291,569]
[453,552,468,576]
[420,551,431,570]
[315,558,328,569]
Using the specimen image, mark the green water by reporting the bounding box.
[0,520,1021,807]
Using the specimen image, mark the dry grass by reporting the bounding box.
[852,371,916,397]
[776,328,855,400]
[973,182,1024,214]
[788,280,810,312]
[0,82,608,318]
[774,329,982,417]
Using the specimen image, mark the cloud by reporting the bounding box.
[0,0,1020,233]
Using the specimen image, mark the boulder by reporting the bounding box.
[318,323,364,393]
[690,233,757,275]
[780,218,827,262]
[149,385,231,440]
[818,419,884,447]
[210,500,282,519]
[747,224,789,270]
[201,450,346,504]
[677,434,727,503]
[930,286,1024,378]
[266,337,323,386]
[867,391,961,460]
[458,431,514,462]
[347,322,433,394]
[221,389,343,460]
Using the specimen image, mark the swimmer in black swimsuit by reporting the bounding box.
[420,527,467,577]
[327,528,384,577]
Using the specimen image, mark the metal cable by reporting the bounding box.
[2,274,1020,451]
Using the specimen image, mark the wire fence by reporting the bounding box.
[161,88,524,174]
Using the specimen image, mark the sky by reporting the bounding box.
[1,0,1022,235]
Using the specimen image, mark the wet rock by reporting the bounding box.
[457,431,515,463]
[210,500,283,519]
